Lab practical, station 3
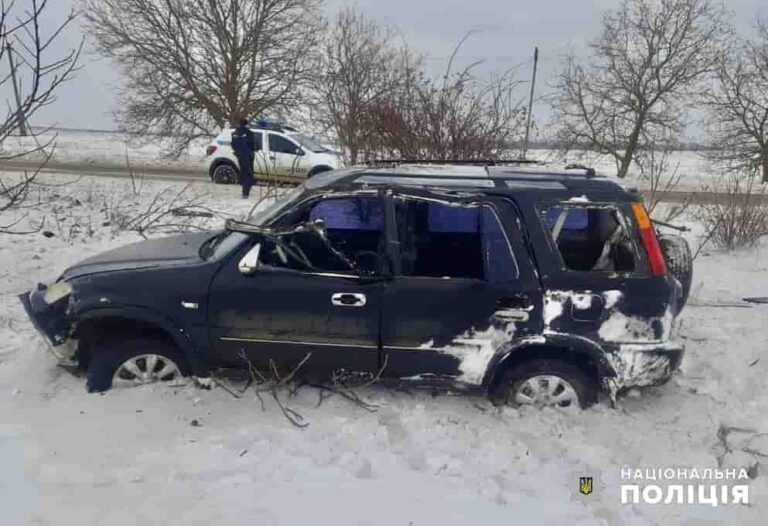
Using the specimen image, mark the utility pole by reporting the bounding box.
[522,46,539,160]
[7,44,28,136]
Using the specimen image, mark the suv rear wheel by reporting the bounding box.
[87,337,190,392]
[490,359,597,409]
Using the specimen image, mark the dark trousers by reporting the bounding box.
[236,154,255,197]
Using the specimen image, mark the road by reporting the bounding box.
[0,159,209,183]
[1,158,765,204]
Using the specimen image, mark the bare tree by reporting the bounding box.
[635,143,692,222]
[0,0,81,147]
[367,36,526,161]
[81,0,323,156]
[316,22,524,163]
[703,21,768,183]
[0,0,81,233]
[553,0,728,178]
[316,8,402,165]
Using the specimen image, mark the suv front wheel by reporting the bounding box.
[87,337,190,392]
[490,359,597,409]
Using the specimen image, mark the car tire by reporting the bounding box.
[86,337,190,393]
[308,165,333,178]
[490,359,597,409]
[211,162,240,185]
[658,233,693,310]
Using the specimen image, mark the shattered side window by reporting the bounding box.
[396,199,518,281]
[542,205,637,273]
[258,230,356,274]
[260,196,384,275]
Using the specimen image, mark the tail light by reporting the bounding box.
[206,145,218,156]
[631,203,667,277]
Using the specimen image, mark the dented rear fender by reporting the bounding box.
[482,333,618,388]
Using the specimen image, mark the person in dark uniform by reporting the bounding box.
[231,119,256,198]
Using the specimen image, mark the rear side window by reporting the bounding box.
[542,205,636,273]
[545,207,588,230]
[396,198,518,281]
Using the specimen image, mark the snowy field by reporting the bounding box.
[0,128,721,191]
[536,148,717,192]
[0,128,209,172]
[1,173,767,525]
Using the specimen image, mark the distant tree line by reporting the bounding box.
[80,0,768,182]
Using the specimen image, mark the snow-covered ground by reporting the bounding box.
[1,173,767,525]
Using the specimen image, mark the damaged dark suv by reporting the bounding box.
[19,162,691,408]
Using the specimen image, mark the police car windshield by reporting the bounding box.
[290,133,327,153]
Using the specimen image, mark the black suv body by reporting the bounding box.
[20,163,686,407]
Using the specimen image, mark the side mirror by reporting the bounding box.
[238,243,261,275]
[295,147,305,156]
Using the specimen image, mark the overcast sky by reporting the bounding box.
[40,0,768,132]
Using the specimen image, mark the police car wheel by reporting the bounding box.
[212,163,239,185]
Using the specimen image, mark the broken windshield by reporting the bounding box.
[201,187,306,261]
[248,185,306,226]
[200,231,249,261]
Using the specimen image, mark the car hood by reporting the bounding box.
[61,232,214,280]
[316,151,343,168]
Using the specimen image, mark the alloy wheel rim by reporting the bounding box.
[113,354,183,387]
[216,165,237,183]
[512,375,579,408]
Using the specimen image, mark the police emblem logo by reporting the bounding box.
[579,477,594,495]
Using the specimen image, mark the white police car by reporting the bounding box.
[205,121,343,184]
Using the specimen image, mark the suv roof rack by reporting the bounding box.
[364,159,543,167]
[564,163,597,178]
[361,159,600,179]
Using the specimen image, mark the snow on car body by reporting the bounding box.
[19,162,690,408]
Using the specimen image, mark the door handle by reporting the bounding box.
[497,295,532,310]
[494,309,530,323]
[331,293,367,308]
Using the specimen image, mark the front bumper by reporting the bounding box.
[18,288,76,364]
[604,341,684,391]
